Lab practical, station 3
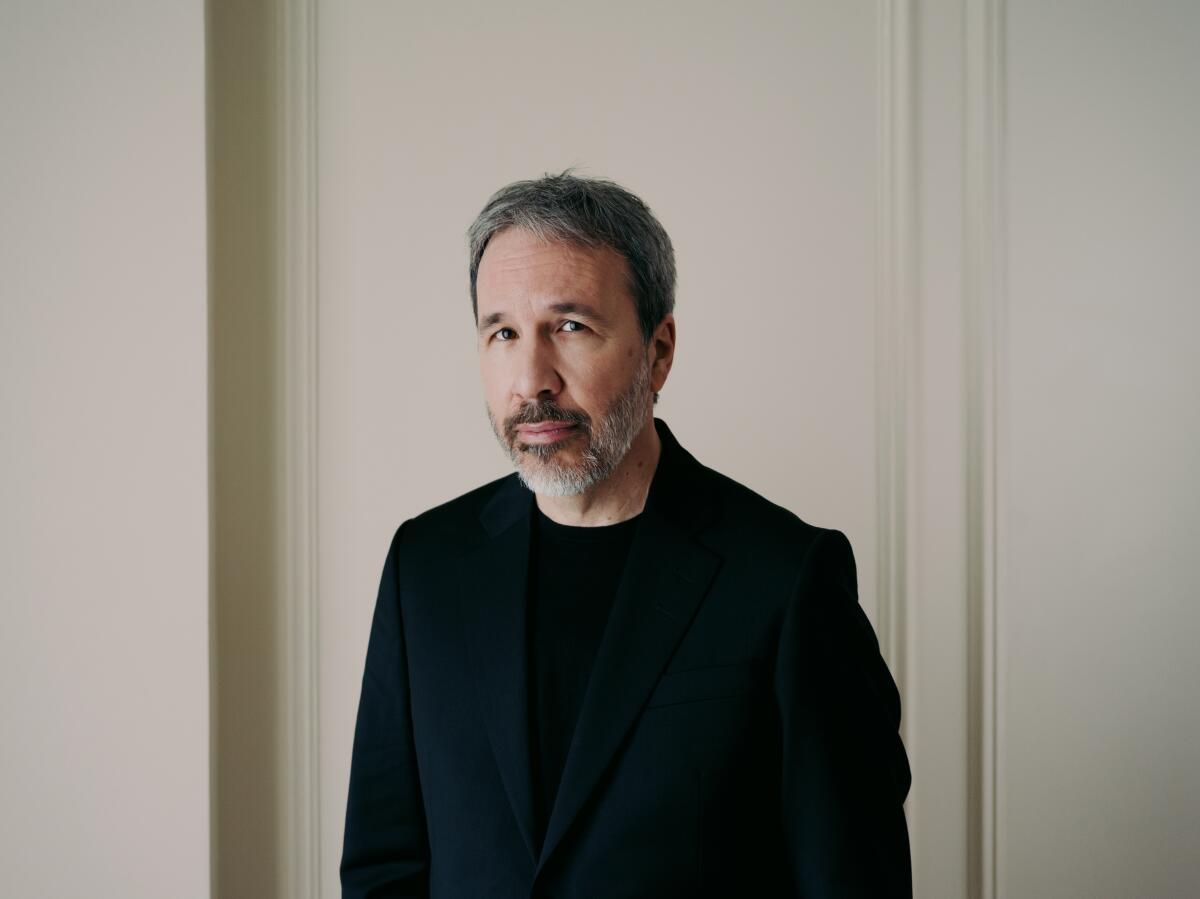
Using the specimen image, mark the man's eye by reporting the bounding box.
[494,327,516,341]
[561,320,586,333]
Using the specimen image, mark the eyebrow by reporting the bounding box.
[477,301,609,334]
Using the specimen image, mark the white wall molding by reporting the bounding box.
[279,0,321,896]
[964,0,1006,896]
[874,0,917,742]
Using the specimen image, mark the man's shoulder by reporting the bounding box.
[393,471,517,548]
[699,461,828,560]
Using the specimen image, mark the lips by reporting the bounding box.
[518,421,576,434]
[515,421,580,444]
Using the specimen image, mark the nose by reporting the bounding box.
[512,332,563,402]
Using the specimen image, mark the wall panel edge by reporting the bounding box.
[279,0,321,896]
[964,0,1006,896]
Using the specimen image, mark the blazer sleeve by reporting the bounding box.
[341,521,431,898]
[775,527,913,898]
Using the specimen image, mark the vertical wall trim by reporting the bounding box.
[204,8,219,897]
[875,0,917,740]
[279,0,321,896]
[964,0,1006,897]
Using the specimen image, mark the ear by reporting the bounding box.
[649,314,676,394]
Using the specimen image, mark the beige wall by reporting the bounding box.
[1001,1,1200,893]
[0,2,212,897]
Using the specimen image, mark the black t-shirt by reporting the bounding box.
[527,503,641,850]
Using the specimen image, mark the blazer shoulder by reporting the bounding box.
[701,463,832,563]
[392,471,517,550]
[700,466,862,602]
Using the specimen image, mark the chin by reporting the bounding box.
[514,463,592,497]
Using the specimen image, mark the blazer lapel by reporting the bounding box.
[534,418,723,876]
[458,474,539,861]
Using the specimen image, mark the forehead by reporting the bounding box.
[476,227,630,313]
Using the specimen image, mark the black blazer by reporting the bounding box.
[342,417,912,898]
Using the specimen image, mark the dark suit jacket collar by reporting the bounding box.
[459,416,724,873]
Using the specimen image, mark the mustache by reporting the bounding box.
[505,401,590,437]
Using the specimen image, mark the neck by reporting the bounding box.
[535,417,661,527]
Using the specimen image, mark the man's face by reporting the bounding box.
[476,226,655,497]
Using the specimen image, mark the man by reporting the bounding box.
[341,171,912,898]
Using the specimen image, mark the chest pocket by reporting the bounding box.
[643,661,761,710]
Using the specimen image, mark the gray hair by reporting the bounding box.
[467,169,676,344]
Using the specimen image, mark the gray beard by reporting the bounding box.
[487,359,653,498]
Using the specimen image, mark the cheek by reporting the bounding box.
[558,358,603,399]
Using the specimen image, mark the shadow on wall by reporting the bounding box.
[207,0,283,896]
